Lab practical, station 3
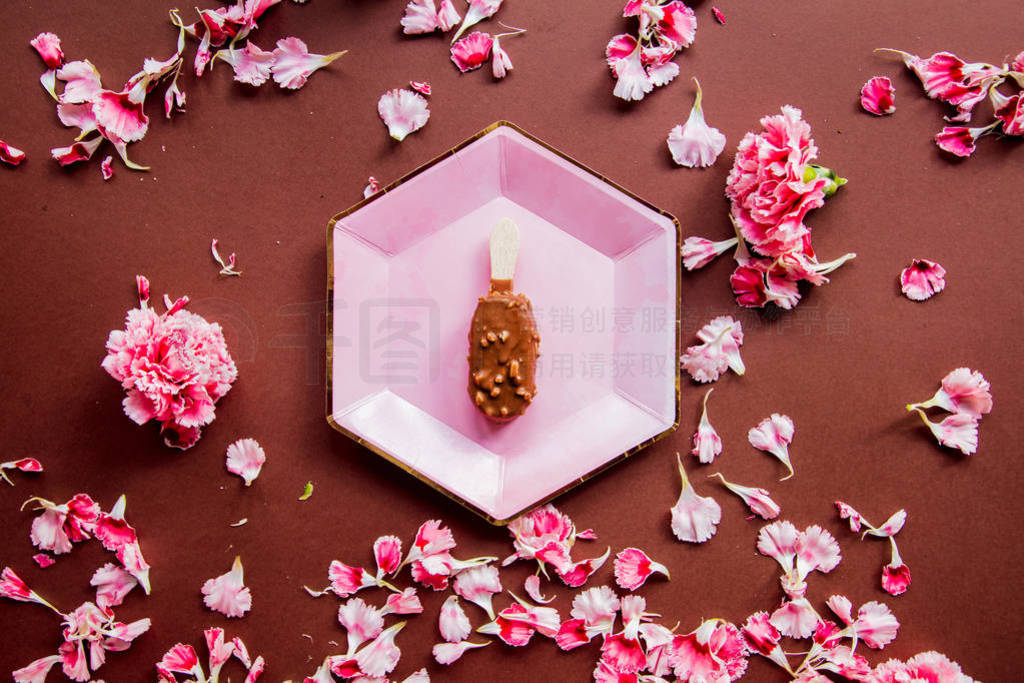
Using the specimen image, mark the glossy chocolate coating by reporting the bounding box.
[467,280,539,420]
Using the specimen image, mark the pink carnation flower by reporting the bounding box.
[102,277,237,450]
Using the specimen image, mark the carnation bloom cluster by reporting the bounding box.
[877,48,1024,157]
[682,106,856,310]
[906,367,993,456]
[836,502,912,597]
[606,1,697,101]
[27,2,343,175]
[102,276,238,450]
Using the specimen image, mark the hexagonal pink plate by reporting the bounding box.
[327,122,680,524]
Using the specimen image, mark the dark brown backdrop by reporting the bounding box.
[1,1,1021,681]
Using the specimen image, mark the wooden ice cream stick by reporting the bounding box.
[489,218,519,293]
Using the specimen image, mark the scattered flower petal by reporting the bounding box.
[854,601,900,649]
[364,176,381,198]
[913,409,978,455]
[432,640,489,665]
[690,388,722,464]
[401,0,441,34]
[671,455,721,543]
[613,547,670,591]
[523,575,554,604]
[226,438,266,486]
[770,598,818,639]
[748,414,796,480]
[711,473,781,520]
[900,258,946,301]
[91,562,138,609]
[355,622,405,677]
[835,501,864,532]
[908,367,993,418]
[453,564,502,618]
[680,316,745,383]
[101,155,114,180]
[934,123,998,157]
[861,76,896,115]
[491,34,513,79]
[32,554,55,569]
[668,79,726,168]
[450,31,493,72]
[270,37,346,89]
[217,41,276,86]
[378,88,430,141]
[202,556,252,618]
[410,80,431,95]
[338,597,385,653]
[0,141,26,166]
[712,6,726,24]
[881,540,912,597]
[30,32,64,69]
[439,595,471,643]
[451,0,502,43]
[681,235,738,271]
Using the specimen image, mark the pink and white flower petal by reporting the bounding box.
[31,32,64,70]
[408,519,457,563]
[910,367,993,417]
[711,474,780,520]
[437,0,461,31]
[555,618,592,651]
[451,0,502,43]
[374,535,402,577]
[600,634,647,674]
[116,540,151,594]
[900,258,946,301]
[934,123,997,157]
[339,597,385,652]
[101,156,114,180]
[613,548,669,591]
[668,79,726,168]
[401,668,430,683]
[861,76,896,115]
[605,33,638,70]
[656,1,697,49]
[364,176,381,198]
[854,601,900,649]
[453,564,501,618]
[159,643,203,677]
[51,136,103,166]
[217,42,275,86]
[245,655,265,683]
[881,540,912,597]
[401,0,440,34]
[92,90,149,143]
[202,555,252,618]
[741,611,782,655]
[439,595,472,643]
[993,90,1024,136]
[796,525,841,578]
[225,438,266,486]
[355,622,405,678]
[13,655,63,683]
[905,650,971,680]
[825,594,854,625]
[500,595,561,638]
[325,560,377,597]
[270,37,346,89]
[56,60,103,104]
[557,546,610,588]
[91,563,138,609]
[95,495,137,552]
[835,500,865,532]
[612,45,653,102]
[32,554,55,569]
[570,585,619,632]
[491,35,513,79]
[523,574,555,604]
[378,89,430,141]
[769,598,819,639]
[748,414,796,480]
[863,509,907,538]
[1,566,57,611]
[382,587,423,615]
[0,141,27,166]
[409,81,432,96]
[450,32,493,73]
[681,235,737,271]
[205,627,237,679]
[756,520,799,571]
[432,640,489,665]
[671,455,721,543]
[914,409,979,455]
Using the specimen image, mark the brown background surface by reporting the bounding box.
[1,1,1021,681]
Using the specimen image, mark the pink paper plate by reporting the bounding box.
[327,122,680,524]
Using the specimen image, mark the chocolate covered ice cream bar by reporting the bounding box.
[467,219,539,421]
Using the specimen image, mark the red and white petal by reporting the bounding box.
[116,539,151,594]
[825,594,853,625]
[439,595,471,643]
[900,258,946,301]
[245,655,265,683]
[477,604,535,646]
[796,525,841,577]
[32,554,55,569]
[328,560,376,597]
[270,37,346,90]
[432,640,489,665]
[741,611,781,655]
[401,0,440,35]
[91,562,138,609]
[450,32,493,73]
[1,566,53,610]
[374,535,402,576]
[860,76,896,115]
[100,155,114,180]
[656,1,697,49]
[205,627,236,679]
[491,35,513,79]
[881,540,912,597]
[355,622,404,677]
[835,500,864,532]
[748,414,796,480]
[10,458,43,473]
[712,6,726,24]
[612,45,653,102]
[13,654,63,683]
[30,507,73,554]
[523,575,554,604]
[613,547,669,591]
[338,597,385,652]
[159,643,203,677]
[557,547,610,588]
[219,42,276,86]
[668,79,726,167]
[769,598,818,639]
[30,32,64,69]
[452,564,501,618]
[570,585,619,629]
[225,438,266,486]
[202,555,252,618]
[409,519,457,560]
[383,587,423,615]
[931,367,993,417]
[56,60,103,104]
[410,559,450,591]
[92,90,149,143]
[854,601,900,649]
[671,456,721,543]
[555,618,591,651]
[498,598,561,638]
[363,176,381,198]
[409,81,431,96]
[605,33,638,70]
[377,89,430,141]
[915,410,979,455]
[681,235,737,271]
[601,634,647,674]
[450,0,502,43]
[437,0,461,31]
[934,123,996,157]
[52,136,104,166]
[712,474,781,520]
[0,141,27,166]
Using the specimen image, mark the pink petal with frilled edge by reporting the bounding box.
[769,598,818,638]
[861,76,896,115]
[826,594,853,624]
[450,0,502,43]
[0,141,26,166]
[570,585,619,629]
[378,89,430,141]
[409,81,431,96]
[835,501,864,532]
[56,60,103,104]
[900,258,945,301]
[374,535,402,576]
[438,0,461,31]
[881,540,912,597]
[612,44,653,101]
[748,414,795,480]
[439,595,471,642]
[796,525,841,577]
[691,388,722,464]
[756,520,799,571]
[557,547,610,588]
[711,474,780,520]
[854,601,900,649]
[450,32,493,72]
[401,0,440,35]
[159,643,202,676]
[12,654,63,683]
[338,597,384,652]
[52,136,104,166]
[225,438,266,486]
[453,564,501,618]
[657,1,697,48]
[202,556,252,617]
[217,42,275,86]
[101,156,114,180]
[92,90,149,142]
[614,547,669,591]
[205,627,236,679]
[934,123,996,157]
[270,37,346,89]
[383,587,423,615]
[30,32,64,69]
[668,79,726,168]
[914,409,978,455]
[680,316,745,383]
[32,554,55,569]
[523,575,555,604]
[671,455,721,543]
[681,235,737,271]
[91,562,138,609]
[432,640,489,665]
[355,622,405,677]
